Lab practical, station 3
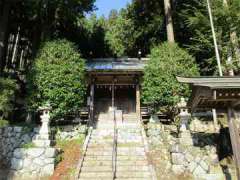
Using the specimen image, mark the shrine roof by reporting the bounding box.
[86,58,149,72]
[177,76,240,110]
[177,76,240,89]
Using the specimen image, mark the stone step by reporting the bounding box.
[88,144,113,148]
[82,160,149,166]
[87,147,145,152]
[86,150,145,156]
[82,160,112,166]
[79,171,151,178]
[116,171,152,178]
[81,166,112,172]
[117,166,150,172]
[115,178,152,180]
[86,151,113,156]
[79,172,113,178]
[79,178,151,180]
[81,165,150,172]
[90,140,113,143]
[116,155,147,161]
[79,177,112,180]
[95,125,141,129]
[84,155,147,161]
[90,139,143,143]
[84,156,112,161]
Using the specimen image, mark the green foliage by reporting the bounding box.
[105,1,164,57]
[105,9,136,57]
[0,77,17,120]
[175,0,240,75]
[0,119,9,128]
[23,0,95,38]
[142,43,199,114]
[76,14,112,58]
[27,39,86,120]
[21,142,36,149]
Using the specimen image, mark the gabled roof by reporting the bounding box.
[86,58,149,72]
[177,76,240,89]
[177,76,240,110]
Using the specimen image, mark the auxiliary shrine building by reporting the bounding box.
[86,58,148,121]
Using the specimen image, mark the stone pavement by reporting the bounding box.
[78,113,154,180]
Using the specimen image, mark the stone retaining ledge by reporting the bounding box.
[10,147,56,177]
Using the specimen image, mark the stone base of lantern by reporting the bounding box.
[33,134,51,147]
[33,139,51,147]
[179,130,193,146]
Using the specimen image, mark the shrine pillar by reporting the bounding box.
[136,84,141,120]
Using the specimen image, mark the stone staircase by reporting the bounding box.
[78,114,153,180]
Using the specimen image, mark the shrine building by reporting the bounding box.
[86,58,149,121]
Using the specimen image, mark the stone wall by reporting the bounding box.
[10,148,56,178]
[0,126,35,166]
[170,143,223,179]
[190,117,219,133]
[146,122,226,180]
[0,126,56,179]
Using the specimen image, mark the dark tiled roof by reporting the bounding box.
[86,58,149,71]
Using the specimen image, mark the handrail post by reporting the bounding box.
[112,109,117,180]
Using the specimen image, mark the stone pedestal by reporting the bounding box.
[33,105,52,147]
[179,131,193,146]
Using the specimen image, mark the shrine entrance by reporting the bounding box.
[86,58,147,122]
[94,85,136,114]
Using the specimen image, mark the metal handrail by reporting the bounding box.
[112,109,117,180]
[75,126,93,179]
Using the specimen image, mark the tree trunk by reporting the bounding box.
[0,1,10,74]
[164,0,175,43]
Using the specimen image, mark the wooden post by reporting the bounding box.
[90,84,94,125]
[212,109,218,131]
[112,84,115,109]
[227,107,240,179]
[136,84,141,120]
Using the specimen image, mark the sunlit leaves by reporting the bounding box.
[142,43,199,114]
[27,39,86,119]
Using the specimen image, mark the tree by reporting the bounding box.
[27,39,86,120]
[174,0,240,75]
[105,0,165,57]
[164,0,175,42]
[0,1,11,74]
[0,0,95,74]
[0,77,17,121]
[142,42,199,117]
[105,9,136,57]
[76,14,112,58]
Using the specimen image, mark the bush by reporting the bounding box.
[27,39,87,120]
[21,142,36,149]
[142,42,199,116]
[0,119,9,127]
[0,77,17,120]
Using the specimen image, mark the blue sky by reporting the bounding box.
[94,0,131,17]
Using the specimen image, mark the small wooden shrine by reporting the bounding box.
[177,76,240,179]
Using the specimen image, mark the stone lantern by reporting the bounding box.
[177,97,191,132]
[177,98,193,146]
[33,103,52,147]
